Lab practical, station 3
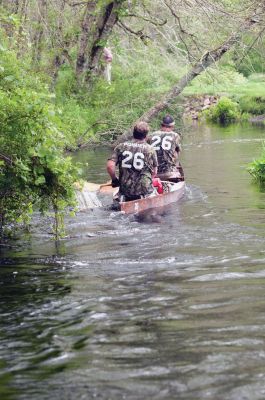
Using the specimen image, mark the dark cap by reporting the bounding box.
[162,115,175,127]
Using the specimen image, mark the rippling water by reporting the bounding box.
[1,123,265,400]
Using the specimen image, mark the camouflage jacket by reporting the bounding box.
[147,130,181,173]
[109,140,158,197]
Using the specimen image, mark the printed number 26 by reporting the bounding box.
[152,135,172,151]
[122,151,144,170]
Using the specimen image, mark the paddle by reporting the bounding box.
[74,180,116,195]
[98,182,116,194]
[72,181,112,210]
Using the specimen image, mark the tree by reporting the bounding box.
[115,0,265,143]
[139,3,265,123]
[32,0,47,65]
[76,0,127,84]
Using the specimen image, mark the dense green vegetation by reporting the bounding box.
[204,97,240,124]
[55,53,182,146]
[0,0,265,237]
[185,70,265,117]
[248,149,265,185]
[0,33,79,238]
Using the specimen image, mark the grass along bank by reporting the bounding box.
[183,69,265,123]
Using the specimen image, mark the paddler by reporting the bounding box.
[147,115,184,182]
[107,122,158,202]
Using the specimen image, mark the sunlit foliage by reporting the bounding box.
[248,148,265,185]
[204,97,240,124]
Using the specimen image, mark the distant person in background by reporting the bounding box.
[147,115,184,182]
[107,122,158,202]
[103,47,112,84]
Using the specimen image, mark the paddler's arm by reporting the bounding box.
[106,159,120,187]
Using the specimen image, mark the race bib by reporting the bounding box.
[121,151,144,170]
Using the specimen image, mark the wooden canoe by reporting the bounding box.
[120,181,185,214]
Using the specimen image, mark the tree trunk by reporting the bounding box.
[76,1,97,77]
[0,209,4,242]
[116,3,265,144]
[84,1,121,83]
[76,1,126,83]
[32,0,47,66]
[50,0,67,88]
[12,0,20,13]
[16,0,28,57]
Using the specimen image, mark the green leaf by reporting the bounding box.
[35,175,46,185]
[4,75,15,82]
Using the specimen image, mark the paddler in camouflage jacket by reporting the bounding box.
[147,115,184,182]
[107,122,158,201]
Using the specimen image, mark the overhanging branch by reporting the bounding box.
[118,21,150,43]
[115,2,265,144]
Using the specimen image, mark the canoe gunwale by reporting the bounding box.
[119,181,185,214]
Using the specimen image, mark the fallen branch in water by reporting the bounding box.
[75,128,125,150]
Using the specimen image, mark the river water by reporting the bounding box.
[1,123,265,400]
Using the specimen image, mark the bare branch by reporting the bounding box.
[66,1,88,7]
[236,26,265,67]
[118,21,150,43]
[124,13,167,27]
[164,0,201,61]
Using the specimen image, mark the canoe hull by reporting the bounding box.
[120,181,185,214]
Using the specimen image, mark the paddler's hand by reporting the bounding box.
[111,177,120,188]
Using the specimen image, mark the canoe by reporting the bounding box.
[120,181,185,214]
[74,180,185,213]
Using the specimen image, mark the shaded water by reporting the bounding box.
[1,123,265,400]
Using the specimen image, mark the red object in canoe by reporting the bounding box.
[120,181,185,214]
[152,177,163,194]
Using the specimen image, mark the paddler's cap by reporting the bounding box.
[162,115,175,127]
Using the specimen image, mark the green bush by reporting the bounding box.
[248,148,265,185]
[238,95,265,115]
[0,46,79,239]
[248,73,265,83]
[204,96,240,124]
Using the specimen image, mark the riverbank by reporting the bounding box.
[182,72,265,124]
[183,95,219,120]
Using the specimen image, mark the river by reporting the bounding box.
[0,122,265,400]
